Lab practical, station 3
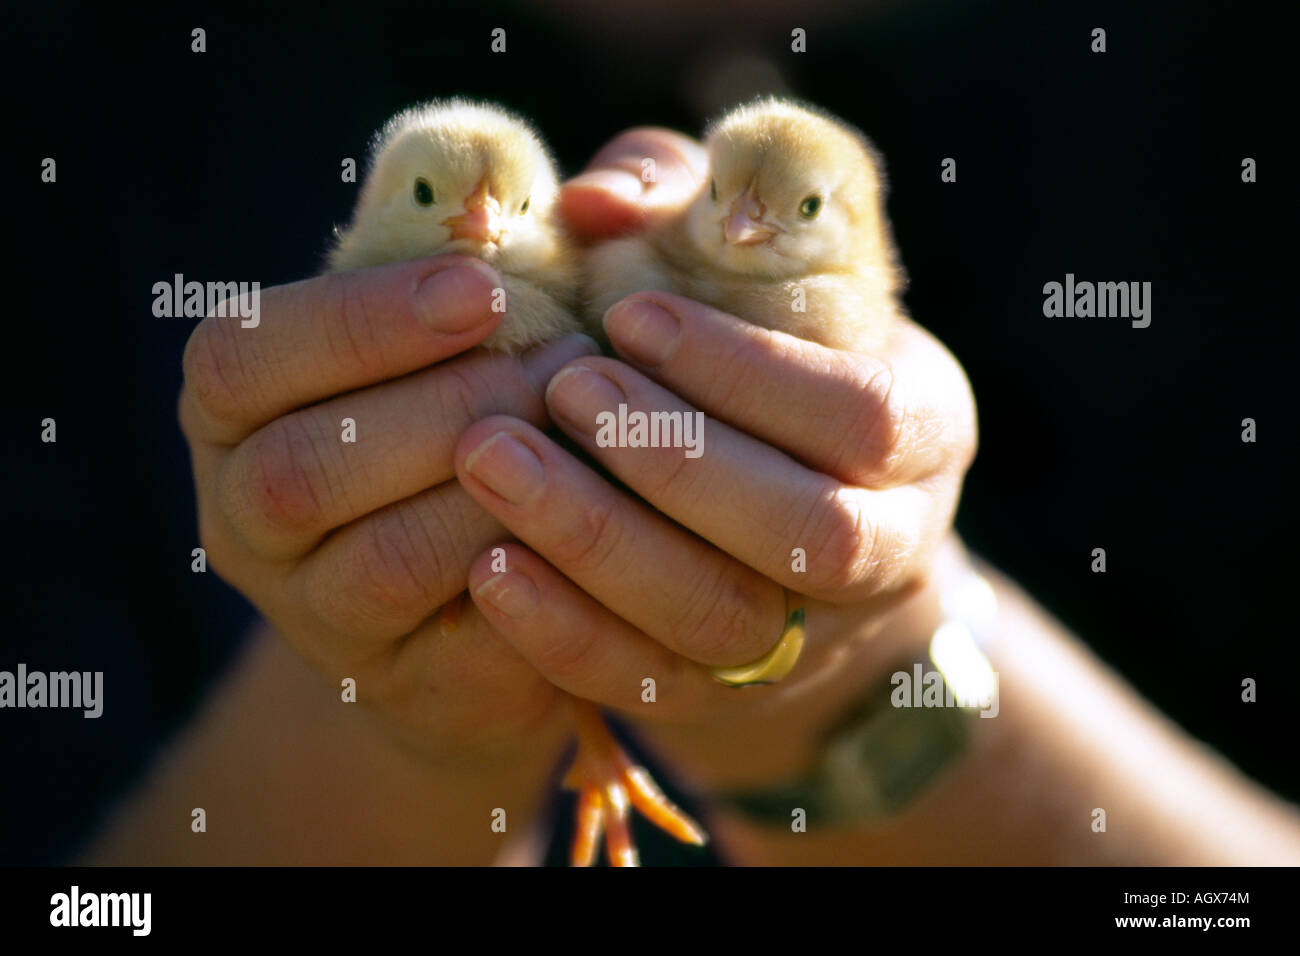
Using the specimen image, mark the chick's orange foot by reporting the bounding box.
[565,699,707,867]
[437,599,706,865]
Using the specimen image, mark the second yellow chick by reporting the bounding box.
[585,98,906,351]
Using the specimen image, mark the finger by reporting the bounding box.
[454,417,786,667]
[214,334,598,560]
[293,480,508,644]
[180,255,506,445]
[602,293,976,487]
[467,545,722,719]
[544,359,933,602]
[559,128,708,241]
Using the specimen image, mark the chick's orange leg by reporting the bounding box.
[618,757,708,846]
[564,699,707,866]
[601,785,637,867]
[570,785,605,868]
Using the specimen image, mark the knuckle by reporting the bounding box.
[954,388,980,473]
[926,345,979,472]
[329,278,386,379]
[641,441,696,501]
[846,363,910,484]
[710,330,770,411]
[182,317,251,429]
[239,416,332,535]
[551,497,624,571]
[800,490,885,596]
[301,561,349,637]
[532,622,601,680]
[430,362,488,428]
[195,504,239,582]
[678,569,769,664]
[347,505,446,625]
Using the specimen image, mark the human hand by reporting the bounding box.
[456,129,978,791]
[178,255,599,769]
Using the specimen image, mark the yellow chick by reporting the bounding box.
[330,100,705,867]
[330,99,584,351]
[586,98,905,351]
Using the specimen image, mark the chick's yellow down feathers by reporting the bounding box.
[586,98,906,351]
[330,99,584,352]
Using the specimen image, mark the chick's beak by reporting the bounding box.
[724,188,779,246]
[443,178,503,243]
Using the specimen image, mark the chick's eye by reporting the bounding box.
[799,195,823,219]
[519,196,530,215]
[414,179,435,206]
[710,180,717,202]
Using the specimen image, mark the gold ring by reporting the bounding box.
[708,591,806,688]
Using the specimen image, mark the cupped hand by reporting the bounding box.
[178,254,598,768]
[459,129,978,791]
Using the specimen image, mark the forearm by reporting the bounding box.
[80,624,564,865]
[704,559,1300,865]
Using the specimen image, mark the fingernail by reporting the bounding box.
[604,300,680,367]
[463,432,545,505]
[475,571,539,619]
[414,259,502,332]
[566,169,645,202]
[545,365,627,431]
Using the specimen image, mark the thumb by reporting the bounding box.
[559,128,708,242]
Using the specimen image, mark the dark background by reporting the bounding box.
[2,0,1294,864]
